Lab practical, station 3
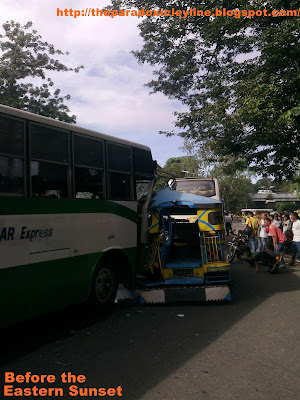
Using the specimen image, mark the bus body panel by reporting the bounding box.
[0,202,137,269]
[0,247,137,327]
[0,198,137,326]
[0,198,138,327]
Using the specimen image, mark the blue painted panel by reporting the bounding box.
[165,262,201,268]
[150,188,222,211]
[164,277,205,285]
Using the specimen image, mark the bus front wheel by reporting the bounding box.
[90,261,118,311]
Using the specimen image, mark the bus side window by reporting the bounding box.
[0,116,25,197]
[109,172,132,201]
[107,143,133,201]
[30,124,69,198]
[31,161,68,198]
[73,135,104,200]
[75,167,104,199]
[0,156,24,197]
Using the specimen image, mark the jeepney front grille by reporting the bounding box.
[205,236,221,263]
[173,268,194,277]
[205,230,226,241]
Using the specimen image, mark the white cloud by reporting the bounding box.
[0,0,187,166]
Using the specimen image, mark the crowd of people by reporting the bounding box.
[238,210,300,273]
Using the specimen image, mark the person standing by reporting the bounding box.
[272,213,282,229]
[290,212,300,263]
[245,211,259,252]
[286,213,293,230]
[257,212,268,252]
[224,213,232,236]
[282,215,291,234]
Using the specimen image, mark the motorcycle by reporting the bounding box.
[226,231,250,263]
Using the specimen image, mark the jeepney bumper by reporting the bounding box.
[140,284,232,304]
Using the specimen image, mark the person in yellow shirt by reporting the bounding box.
[244,211,259,252]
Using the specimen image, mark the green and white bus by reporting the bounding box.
[0,104,155,327]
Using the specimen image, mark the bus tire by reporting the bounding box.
[90,260,118,311]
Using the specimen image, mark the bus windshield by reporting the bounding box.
[176,179,216,198]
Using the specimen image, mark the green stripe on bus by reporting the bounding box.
[0,252,99,328]
[0,198,137,223]
[0,246,137,328]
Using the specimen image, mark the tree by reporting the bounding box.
[0,21,83,123]
[253,178,278,193]
[253,176,300,194]
[179,138,217,176]
[164,156,200,177]
[211,163,254,213]
[109,0,300,179]
[155,156,200,189]
[276,201,300,213]
[220,175,253,214]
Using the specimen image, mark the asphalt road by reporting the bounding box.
[1,224,299,400]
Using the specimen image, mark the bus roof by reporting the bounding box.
[241,209,274,213]
[0,104,151,152]
[176,177,216,180]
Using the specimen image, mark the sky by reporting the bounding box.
[0,0,187,166]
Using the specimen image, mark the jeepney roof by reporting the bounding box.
[150,188,222,211]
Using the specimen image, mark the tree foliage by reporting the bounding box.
[276,201,299,213]
[220,175,253,214]
[155,156,200,189]
[0,21,83,123]
[164,156,200,176]
[110,0,300,179]
[210,163,254,213]
[253,175,300,194]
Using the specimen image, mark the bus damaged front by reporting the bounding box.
[140,188,232,303]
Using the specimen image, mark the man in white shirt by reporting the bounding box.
[257,212,267,252]
[272,214,282,229]
[291,212,300,263]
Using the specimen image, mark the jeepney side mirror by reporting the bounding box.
[168,178,177,190]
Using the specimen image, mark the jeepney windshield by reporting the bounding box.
[176,180,216,197]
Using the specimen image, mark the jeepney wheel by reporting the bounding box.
[226,245,236,263]
[91,261,118,311]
